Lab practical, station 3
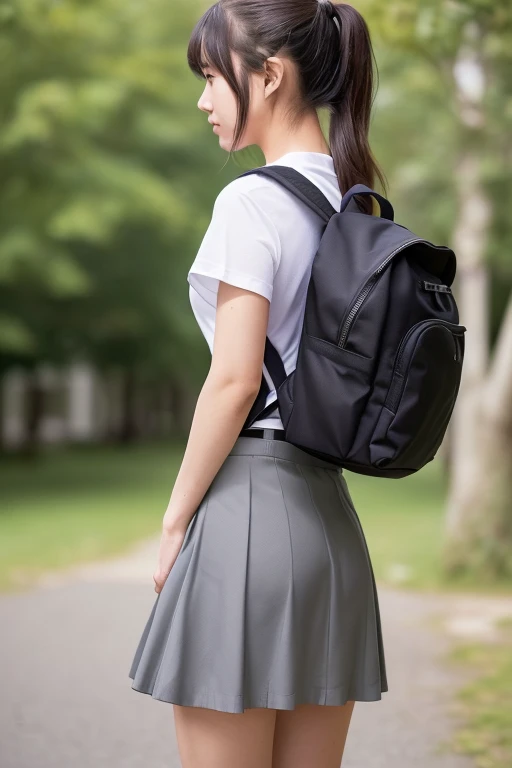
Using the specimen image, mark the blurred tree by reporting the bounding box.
[363,0,512,580]
[0,0,236,449]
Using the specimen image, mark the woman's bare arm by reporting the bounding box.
[162,280,271,534]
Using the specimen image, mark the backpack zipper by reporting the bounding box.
[394,318,465,376]
[385,318,466,412]
[337,238,427,349]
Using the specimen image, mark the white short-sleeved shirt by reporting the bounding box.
[187,151,342,430]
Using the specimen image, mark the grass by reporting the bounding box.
[0,440,511,595]
[345,461,512,596]
[343,453,451,590]
[447,616,512,768]
[0,439,185,592]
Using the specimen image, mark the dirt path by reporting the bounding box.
[3,537,511,768]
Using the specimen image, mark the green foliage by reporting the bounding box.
[364,0,512,315]
[0,0,227,380]
[0,0,511,380]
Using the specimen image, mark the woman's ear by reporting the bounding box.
[263,56,285,98]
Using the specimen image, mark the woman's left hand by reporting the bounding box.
[153,521,188,594]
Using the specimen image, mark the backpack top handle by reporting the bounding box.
[338,184,394,221]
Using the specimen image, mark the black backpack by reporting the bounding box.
[239,166,466,479]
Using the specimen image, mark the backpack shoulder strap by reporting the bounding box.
[237,164,336,430]
[242,336,288,430]
[236,165,337,224]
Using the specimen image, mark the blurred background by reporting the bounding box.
[1,1,511,767]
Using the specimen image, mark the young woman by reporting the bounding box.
[129,1,388,765]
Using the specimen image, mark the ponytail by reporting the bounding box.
[329,3,387,213]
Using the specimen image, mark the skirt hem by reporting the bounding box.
[129,675,388,714]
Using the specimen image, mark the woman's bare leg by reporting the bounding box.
[173,704,277,768]
[271,701,356,768]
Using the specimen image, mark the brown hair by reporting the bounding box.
[188,0,387,214]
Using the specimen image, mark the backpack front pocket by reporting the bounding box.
[287,332,375,458]
[369,318,466,469]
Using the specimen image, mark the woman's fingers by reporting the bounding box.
[153,527,186,593]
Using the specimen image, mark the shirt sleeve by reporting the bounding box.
[187,180,282,304]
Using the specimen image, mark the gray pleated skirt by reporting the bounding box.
[128,434,388,713]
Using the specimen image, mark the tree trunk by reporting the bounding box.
[119,368,138,444]
[444,291,512,579]
[443,25,512,580]
[169,377,196,438]
[23,369,44,457]
[0,373,4,453]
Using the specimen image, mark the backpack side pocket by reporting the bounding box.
[370,319,466,469]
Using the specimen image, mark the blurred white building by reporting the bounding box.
[1,363,122,449]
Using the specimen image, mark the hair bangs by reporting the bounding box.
[187,3,235,82]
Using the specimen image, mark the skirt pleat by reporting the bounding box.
[128,435,388,713]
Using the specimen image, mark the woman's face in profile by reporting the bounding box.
[197,50,272,152]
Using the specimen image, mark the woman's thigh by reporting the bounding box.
[272,701,356,768]
[173,704,277,768]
